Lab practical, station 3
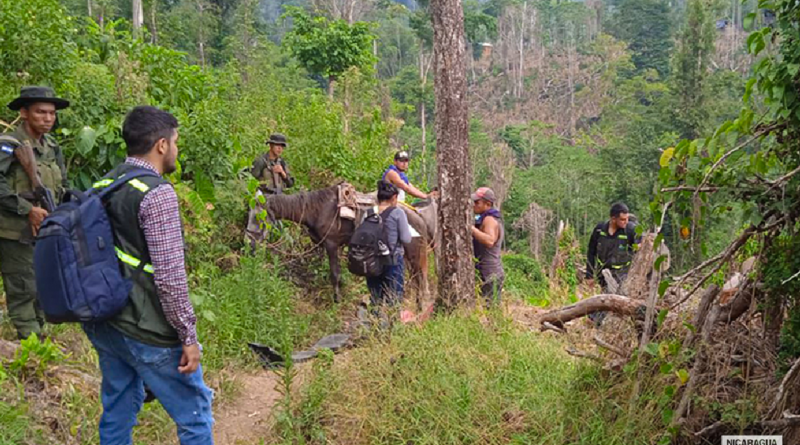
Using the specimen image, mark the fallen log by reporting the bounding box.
[538,294,647,329]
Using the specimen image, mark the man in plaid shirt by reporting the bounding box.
[82,106,214,444]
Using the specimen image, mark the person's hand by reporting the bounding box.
[28,206,48,236]
[428,190,439,199]
[178,344,201,374]
[272,164,286,178]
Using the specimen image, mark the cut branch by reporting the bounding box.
[593,335,627,358]
[661,186,720,193]
[565,347,602,362]
[538,294,647,328]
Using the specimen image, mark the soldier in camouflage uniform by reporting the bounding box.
[245,133,294,247]
[0,86,69,339]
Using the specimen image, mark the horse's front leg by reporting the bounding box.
[324,240,342,303]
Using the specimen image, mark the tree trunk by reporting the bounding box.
[419,48,428,183]
[88,0,92,17]
[431,0,474,309]
[150,0,158,44]
[132,0,144,37]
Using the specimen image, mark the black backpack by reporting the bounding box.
[347,207,394,277]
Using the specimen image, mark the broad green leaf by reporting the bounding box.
[644,342,659,356]
[659,147,675,167]
[660,363,674,375]
[654,255,667,271]
[744,78,757,102]
[658,280,670,297]
[676,368,690,385]
[743,12,755,30]
[76,126,97,156]
[657,308,669,327]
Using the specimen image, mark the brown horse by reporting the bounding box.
[261,184,435,305]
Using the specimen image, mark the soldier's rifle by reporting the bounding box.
[16,143,56,243]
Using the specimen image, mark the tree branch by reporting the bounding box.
[538,294,647,328]
[692,129,772,203]
[661,186,720,193]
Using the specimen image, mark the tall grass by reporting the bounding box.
[191,254,344,370]
[290,314,663,445]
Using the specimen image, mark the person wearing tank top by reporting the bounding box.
[382,150,434,203]
[471,187,505,305]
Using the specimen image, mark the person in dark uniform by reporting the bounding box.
[246,133,295,247]
[0,86,70,339]
[585,202,638,325]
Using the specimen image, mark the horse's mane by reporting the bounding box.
[266,184,340,224]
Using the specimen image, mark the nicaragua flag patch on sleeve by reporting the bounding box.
[0,144,14,155]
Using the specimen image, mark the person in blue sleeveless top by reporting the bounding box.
[382,151,434,203]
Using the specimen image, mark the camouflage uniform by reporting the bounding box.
[0,86,69,339]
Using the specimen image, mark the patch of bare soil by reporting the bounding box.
[213,371,281,445]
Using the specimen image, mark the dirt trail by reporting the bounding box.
[213,371,281,445]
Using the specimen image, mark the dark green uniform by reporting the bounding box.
[251,154,294,194]
[0,125,68,338]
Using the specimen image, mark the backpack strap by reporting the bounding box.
[92,168,162,200]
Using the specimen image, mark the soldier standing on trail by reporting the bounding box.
[246,133,294,247]
[471,187,505,305]
[0,86,69,340]
[382,150,434,203]
[585,202,639,326]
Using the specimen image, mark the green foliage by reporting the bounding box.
[9,334,64,379]
[300,314,662,444]
[656,0,800,264]
[282,6,377,82]
[189,256,341,370]
[0,401,34,445]
[277,349,335,443]
[502,254,550,306]
[0,0,77,91]
[670,0,717,139]
[608,0,673,76]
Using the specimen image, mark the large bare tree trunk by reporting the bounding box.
[132,0,144,36]
[431,0,474,309]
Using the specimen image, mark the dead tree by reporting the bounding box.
[512,202,553,261]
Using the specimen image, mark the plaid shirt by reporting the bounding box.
[126,157,197,346]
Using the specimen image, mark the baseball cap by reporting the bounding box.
[471,187,496,203]
[394,151,410,161]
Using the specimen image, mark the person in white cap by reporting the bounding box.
[382,151,434,203]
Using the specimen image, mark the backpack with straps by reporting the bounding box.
[347,207,394,277]
[33,169,159,323]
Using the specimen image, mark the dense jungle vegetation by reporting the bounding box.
[2,0,800,442]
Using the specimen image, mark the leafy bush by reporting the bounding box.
[189,256,335,370]
[502,254,550,306]
[9,334,64,379]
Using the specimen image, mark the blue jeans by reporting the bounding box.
[83,322,214,445]
[367,261,405,307]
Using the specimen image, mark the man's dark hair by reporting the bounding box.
[122,106,178,156]
[610,202,630,217]
[377,180,399,202]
